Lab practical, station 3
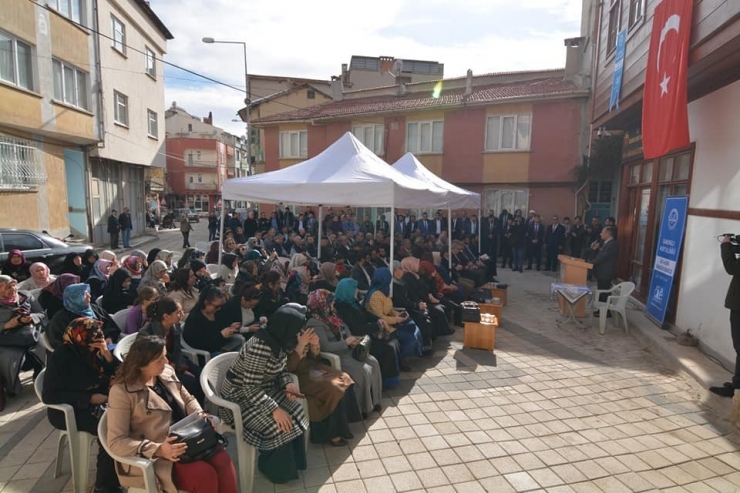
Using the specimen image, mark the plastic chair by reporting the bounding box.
[206,264,220,275]
[95,295,103,306]
[591,281,635,335]
[113,333,138,361]
[35,369,95,493]
[111,307,133,330]
[97,412,186,493]
[181,334,211,365]
[320,352,341,371]
[40,332,54,353]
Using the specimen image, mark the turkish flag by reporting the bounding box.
[642,0,693,159]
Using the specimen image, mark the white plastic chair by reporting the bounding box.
[40,332,54,353]
[320,352,341,371]
[35,369,95,493]
[591,281,635,335]
[97,412,186,493]
[206,264,220,275]
[95,295,103,306]
[113,333,138,361]
[181,334,211,365]
[112,307,133,330]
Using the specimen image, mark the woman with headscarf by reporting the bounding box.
[137,260,169,295]
[391,259,436,351]
[1,250,30,282]
[85,259,111,301]
[38,273,80,320]
[146,248,161,267]
[123,286,159,335]
[80,249,99,282]
[101,269,135,314]
[309,262,338,293]
[98,250,119,273]
[334,278,402,383]
[17,262,56,291]
[218,254,238,285]
[156,250,174,272]
[364,268,423,362]
[47,284,120,350]
[219,304,309,484]
[0,276,46,408]
[61,253,84,277]
[306,289,382,417]
[128,249,149,271]
[122,255,144,291]
[42,317,121,492]
[419,260,462,329]
[286,254,310,304]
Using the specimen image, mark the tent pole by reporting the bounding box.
[318,205,322,260]
[447,208,452,270]
[389,204,395,298]
[478,208,482,253]
[217,200,226,266]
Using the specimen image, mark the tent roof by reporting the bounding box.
[222,132,452,208]
[392,153,481,209]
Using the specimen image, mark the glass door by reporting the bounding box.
[628,187,651,292]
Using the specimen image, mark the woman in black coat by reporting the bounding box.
[390,261,435,352]
[101,269,135,314]
[253,271,287,320]
[42,317,121,492]
[47,284,120,350]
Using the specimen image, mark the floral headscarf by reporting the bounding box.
[62,317,106,375]
[63,283,96,318]
[0,275,19,305]
[87,259,111,282]
[123,256,142,277]
[307,289,345,338]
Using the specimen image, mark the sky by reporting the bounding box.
[152,0,583,137]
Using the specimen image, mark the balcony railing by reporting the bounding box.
[185,182,218,191]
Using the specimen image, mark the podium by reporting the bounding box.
[557,255,593,316]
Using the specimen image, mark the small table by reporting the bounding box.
[550,283,592,329]
[463,320,498,351]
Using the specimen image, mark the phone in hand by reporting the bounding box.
[285,389,306,398]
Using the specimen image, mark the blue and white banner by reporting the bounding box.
[646,196,689,325]
[609,29,627,112]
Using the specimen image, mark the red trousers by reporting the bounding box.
[172,449,237,493]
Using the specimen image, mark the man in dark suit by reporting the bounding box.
[481,212,499,260]
[406,215,417,238]
[709,235,740,397]
[455,211,470,240]
[395,214,407,237]
[376,214,389,235]
[417,212,431,236]
[569,215,587,259]
[433,211,447,237]
[545,215,566,272]
[305,211,319,238]
[360,215,374,236]
[525,215,545,271]
[591,226,619,306]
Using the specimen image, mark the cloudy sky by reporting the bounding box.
[152,0,583,136]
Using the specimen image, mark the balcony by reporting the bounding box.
[185,181,218,191]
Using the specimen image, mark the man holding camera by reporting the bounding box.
[710,235,740,397]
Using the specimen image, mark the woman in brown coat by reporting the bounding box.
[107,335,237,493]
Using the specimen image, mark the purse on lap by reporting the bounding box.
[169,413,227,463]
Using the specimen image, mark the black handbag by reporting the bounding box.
[169,415,227,463]
[352,335,371,362]
[0,324,40,347]
[461,301,481,323]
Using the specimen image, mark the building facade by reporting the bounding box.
[589,0,740,366]
[339,55,445,90]
[251,69,589,220]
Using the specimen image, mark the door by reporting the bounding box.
[64,149,89,239]
[628,186,651,294]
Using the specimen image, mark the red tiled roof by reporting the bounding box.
[253,76,587,124]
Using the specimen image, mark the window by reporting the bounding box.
[50,0,82,23]
[484,189,529,217]
[307,89,316,99]
[606,0,621,54]
[1,233,44,251]
[279,130,308,158]
[113,91,128,126]
[197,173,203,183]
[52,59,89,110]
[0,32,34,91]
[406,120,443,154]
[352,124,384,154]
[187,152,193,166]
[111,15,126,54]
[628,0,644,29]
[196,151,201,161]
[485,114,531,151]
[147,110,158,138]
[0,135,47,190]
[187,123,193,132]
[188,175,193,183]
[145,47,156,78]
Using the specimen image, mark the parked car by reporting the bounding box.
[175,209,200,223]
[0,229,91,274]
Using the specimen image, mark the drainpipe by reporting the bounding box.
[92,0,105,146]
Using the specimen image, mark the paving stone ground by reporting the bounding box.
[2,228,739,492]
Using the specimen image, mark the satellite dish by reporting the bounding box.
[391,59,403,76]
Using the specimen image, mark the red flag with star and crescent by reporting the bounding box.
[642,0,693,159]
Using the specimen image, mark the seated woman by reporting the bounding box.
[391,260,436,351]
[176,248,197,270]
[419,260,462,328]
[309,262,338,293]
[18,262,56,291]
[138,260,169,295]
[2,250,30,282]
[218,254,238,285]
[145,248,161,270]
[334,278,401,385]
[219,304,309,484]
[232,260,258,297]
[254,271,286,320]
[286,255,310,304]
[156,250,175,273]
[364,268,424,363]
[61,252,84,277]
[0,276,46,409]
[399,257,453,337]
[124,286,160,335]
[121,255,144,292]
[218,285,262,339]
[47,284,121,350]
[138,297,203,404]
[182,286,244,355]
[107,335,237,493]
[101,269,135,314]
[167,268,200,319]
[98,250,119,274]
[43,317,122,493]
[205,241,220,265]
[306,289,382,417]
[38,274,80,320]
[85,259,112,301]
[80,249,99,282]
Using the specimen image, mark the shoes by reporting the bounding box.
[400,360,412,372]
[373,404,382,414]
[341,432,355,440]
[328,437,348,447]
[709,382,735,397]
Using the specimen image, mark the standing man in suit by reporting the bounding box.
[395,214,406,238]
[481,211,499,260]
[709,235,740,397]
[376,214,389,235]
[545,215,566,272]
[433,211,447,237]
[418,212,431,236]
[107,209,120,250]
[407,215,418,237]
[360,215,374,236]
[591,226,618,305]
[525,214,545,271]
[456,211,470,240]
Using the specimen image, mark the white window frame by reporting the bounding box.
[606,0,622,56]
[485,113,532,152]
[352,124,384,155]
[147,109,158,139]
[111,15,126,55]
[0,31,34,91]
[49,0,82,23]
[279,130,308,159]
[52,59,89,110]
[197,173,203,183]
[145,47,156,78]
[113,91,128,127]
[406,120,444,154]
[628,0,645,30]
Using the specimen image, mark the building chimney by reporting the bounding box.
[331,78,344,101]
[203,112,213,125]
[465,69,473,96]
[341,63,349,88]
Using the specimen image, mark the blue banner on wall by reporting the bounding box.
[609,29,627,112]
[645,196,689,325]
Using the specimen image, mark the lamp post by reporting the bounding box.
[203,37,251,265]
